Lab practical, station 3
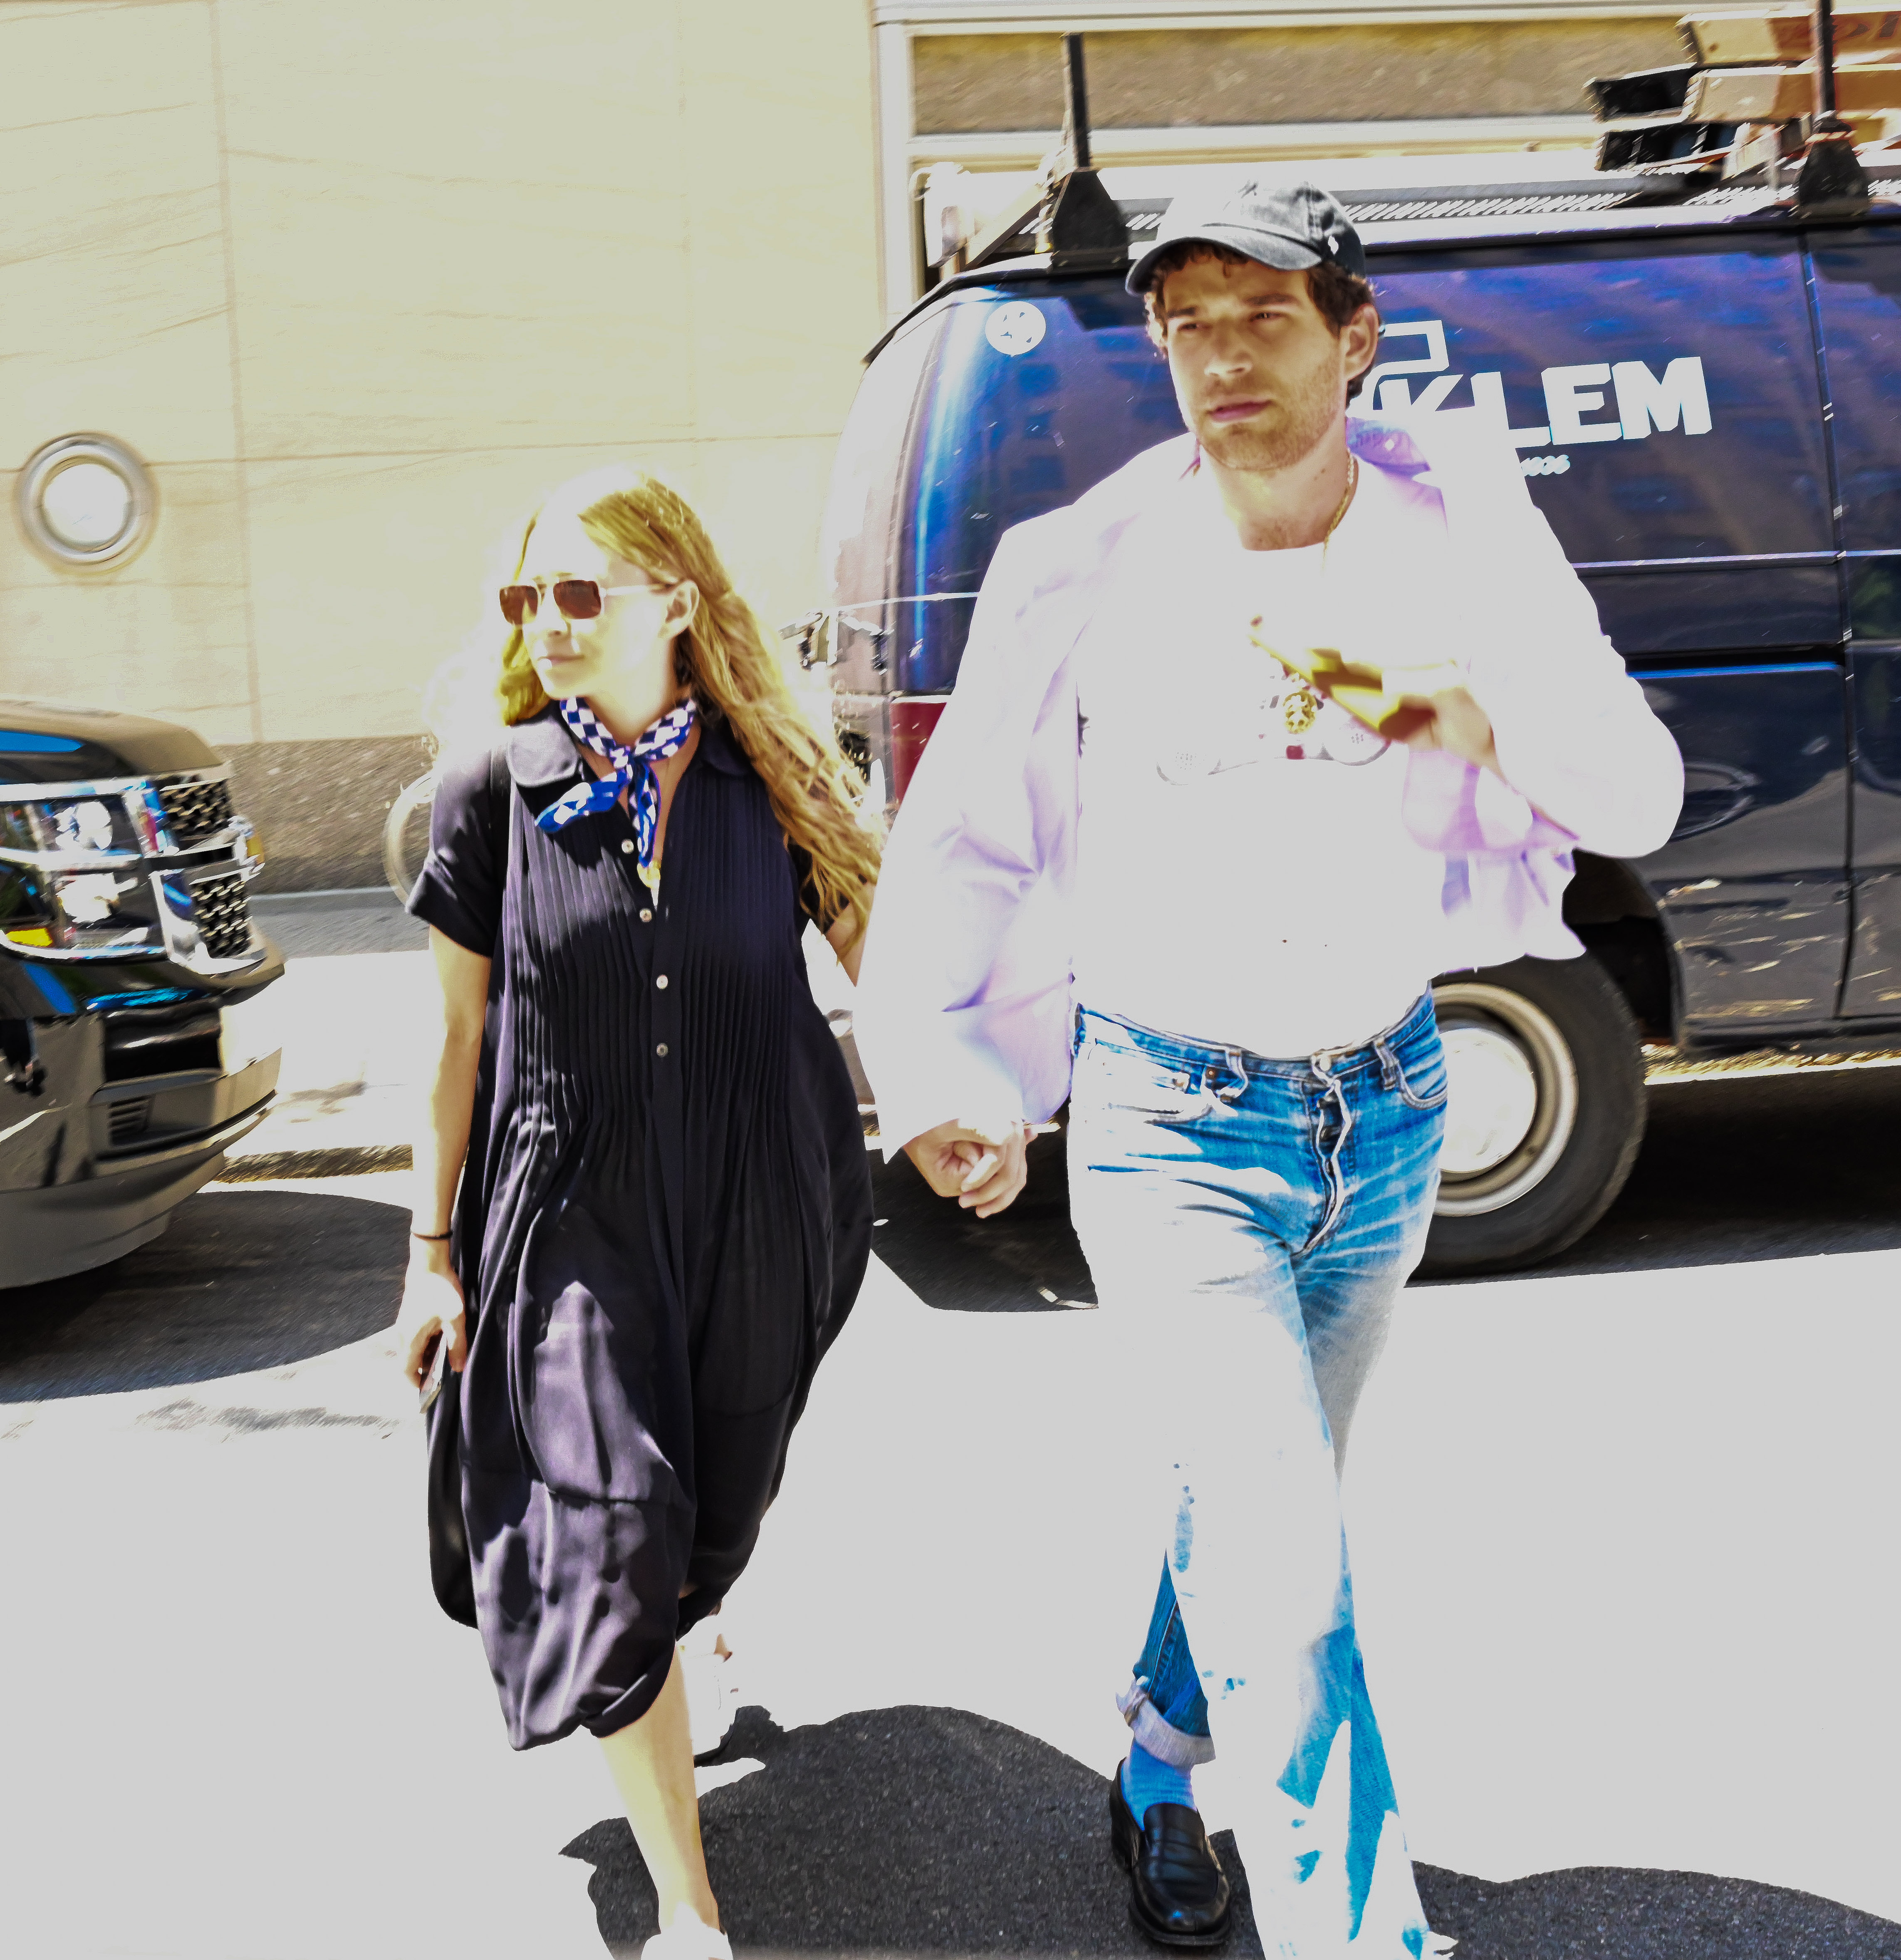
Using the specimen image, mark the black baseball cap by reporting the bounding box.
[1126,178,1366,295]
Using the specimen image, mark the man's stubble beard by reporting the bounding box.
[1194,358,1342,476]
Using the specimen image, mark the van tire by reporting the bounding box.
[1418,954,1645,1277]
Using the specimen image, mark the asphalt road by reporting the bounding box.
[2,1063,1899,1959]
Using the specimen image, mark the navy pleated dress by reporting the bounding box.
[408,705,871,1749]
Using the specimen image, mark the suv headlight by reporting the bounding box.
[0,864,168,956]
[0,794,167,957]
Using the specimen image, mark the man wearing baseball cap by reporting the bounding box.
[855,179,1681,1952]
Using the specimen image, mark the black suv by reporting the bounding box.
[1,701,282,1288]
[822,167,1901,1274]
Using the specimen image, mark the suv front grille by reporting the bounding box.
[191,870,253,959]
[155,775,235,847]
[107,1098,152,1146]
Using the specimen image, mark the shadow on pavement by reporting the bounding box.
[0,1184,406,1402]
[563,1702,1260,1956]
[1414,1862,1901,1960]
[562,1705,1899,1958]
[872,1067,1901,1312]
[1512,1065,1901,1279]
[870,1132,1095,1315]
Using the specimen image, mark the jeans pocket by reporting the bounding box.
[1072,1036,1208,1123]
[1386,1030,1449,1111]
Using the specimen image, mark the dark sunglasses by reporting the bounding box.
[499,577,672,627]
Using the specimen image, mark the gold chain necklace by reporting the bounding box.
[1278,455,1359,738]
[1322,453,1359,550]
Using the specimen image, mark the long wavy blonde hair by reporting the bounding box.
[491,467,880,948]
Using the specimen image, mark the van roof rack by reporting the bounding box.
[962,176,1705,273]
[1584,1,1880,204]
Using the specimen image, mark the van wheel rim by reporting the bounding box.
[1432,983,1579,1218]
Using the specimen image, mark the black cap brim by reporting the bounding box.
[1127,225,1345,296]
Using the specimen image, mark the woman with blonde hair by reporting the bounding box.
[394,465,877,1959]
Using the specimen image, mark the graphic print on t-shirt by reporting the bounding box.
[1081,642,1392,782]
[1151,668,1391,780]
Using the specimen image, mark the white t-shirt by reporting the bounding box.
[1072,457,1454,1058]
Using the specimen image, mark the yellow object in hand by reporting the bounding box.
[1246,621,1458,743]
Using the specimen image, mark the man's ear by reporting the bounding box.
[1342,302,1381,392]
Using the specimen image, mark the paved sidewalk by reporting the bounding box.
[222,892,433,1179]
[5,1207,1897,1957]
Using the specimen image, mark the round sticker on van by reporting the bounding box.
[985,302,1047,357]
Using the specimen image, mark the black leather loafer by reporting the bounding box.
[1109,1771,1233,1948]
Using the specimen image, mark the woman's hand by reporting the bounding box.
[903,1117,1030,1217]
[394,1239,468,1390]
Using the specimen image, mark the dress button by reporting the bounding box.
[656,1043,668,1057]
[656,974,668,989]
[639,909,653,923]
[620,839,634,855]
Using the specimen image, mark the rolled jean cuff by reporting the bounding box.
[1117,1676,1217,1769]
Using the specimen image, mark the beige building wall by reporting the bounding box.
[913,20,1685,131]
[1,0,883,888]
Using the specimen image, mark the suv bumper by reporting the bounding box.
[1,1050,280,1290]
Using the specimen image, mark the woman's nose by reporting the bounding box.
[522,589,568,641]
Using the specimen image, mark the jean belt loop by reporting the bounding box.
[1374,1036,1402,1091]
[1217,1046,1248,1102]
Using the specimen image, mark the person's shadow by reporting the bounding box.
[563,1702,1260,1956]
[562,1705,1900,1958]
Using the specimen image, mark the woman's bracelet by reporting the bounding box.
[411,1229,452,1242]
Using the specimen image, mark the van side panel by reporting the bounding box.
[1636,665,1851,1033]
[825,308,949,700]
[898,282,1183,696]
[1810,236,1901,1019]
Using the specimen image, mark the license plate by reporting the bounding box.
[220,997,270,1073]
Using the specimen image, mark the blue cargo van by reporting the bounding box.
[821,176,1901,1274]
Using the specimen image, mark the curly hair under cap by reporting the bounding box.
[495,468,881,950]
[1141,242,1381,402]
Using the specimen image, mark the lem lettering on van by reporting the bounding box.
[1542,365,1626,445]
[1611,357,1713,439]
[1366,321,1713,465]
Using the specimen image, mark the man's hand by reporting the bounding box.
[1248,627,1501,775]
[1395,681,1501,775]
[903,1117,1030,1218]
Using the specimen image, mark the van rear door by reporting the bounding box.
[1366,229,1847,1038]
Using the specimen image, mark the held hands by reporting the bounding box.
[394,1237,469,1390]
[1248,624,1501,776]
[903,1116,1030,1218]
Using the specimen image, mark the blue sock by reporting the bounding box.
[1121,1737,1196,1821]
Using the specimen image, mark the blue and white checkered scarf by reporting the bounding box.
[536,696,698,887]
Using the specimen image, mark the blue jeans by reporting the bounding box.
[1067,994,1445,1955]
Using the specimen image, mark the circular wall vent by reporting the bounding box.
[17,434,156,567]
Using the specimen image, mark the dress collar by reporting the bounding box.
[505,702,748,786]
